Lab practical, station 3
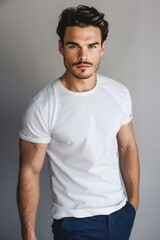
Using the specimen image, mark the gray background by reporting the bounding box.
[0,0,160,239]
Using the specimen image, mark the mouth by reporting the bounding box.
[73,61,93,69]
[76,64,92,69]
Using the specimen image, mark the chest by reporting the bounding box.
[51,93,124,145]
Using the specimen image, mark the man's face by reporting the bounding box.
[59,26,104,80]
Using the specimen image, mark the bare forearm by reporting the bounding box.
[17,169,40,240]
[119,142,140,210]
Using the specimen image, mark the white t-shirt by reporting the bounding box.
[20,74,133,219]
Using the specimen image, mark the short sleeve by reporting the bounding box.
[20,101,51,144]
[122,88,133,125]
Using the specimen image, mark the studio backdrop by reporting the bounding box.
[0,0,160,239]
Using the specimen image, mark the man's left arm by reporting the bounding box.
[117,122,140,211]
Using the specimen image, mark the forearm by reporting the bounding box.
[119,142,140,209]
[17,169,40,240]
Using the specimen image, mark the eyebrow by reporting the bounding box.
[89,42,100,47]
[66,41,79,46]
[65,41,100,46]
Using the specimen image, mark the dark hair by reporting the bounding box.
[56,5,109,45]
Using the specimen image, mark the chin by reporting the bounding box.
[72,70,96,80]
[75,74,93,80]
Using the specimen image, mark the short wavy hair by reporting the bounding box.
[56,5,109,45]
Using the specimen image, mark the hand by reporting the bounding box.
[129,199,139,211]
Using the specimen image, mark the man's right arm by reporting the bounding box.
[17,139,48,240]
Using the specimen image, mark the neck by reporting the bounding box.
[59,72,97,92]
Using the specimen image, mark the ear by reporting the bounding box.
[100,42,105,56]
[58,40,64,55]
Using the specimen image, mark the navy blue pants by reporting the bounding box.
[52,201,136,240]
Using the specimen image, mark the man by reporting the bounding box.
[17,5,140,240]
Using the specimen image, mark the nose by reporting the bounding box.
[78,48,88,61]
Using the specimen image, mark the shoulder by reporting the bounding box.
[97,74,131,99]
[32,80,57,105]
[21,80,58,133]
[22,80,59,123]
[98,74,128,92]
[26,79,58,112]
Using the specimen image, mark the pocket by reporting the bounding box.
[127,201,136,215]
[51,219,63,233]
[108,202,136,240]
[125,201,136,232]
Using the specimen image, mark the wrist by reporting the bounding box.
[22,230,37,240]
[128,197,139,211]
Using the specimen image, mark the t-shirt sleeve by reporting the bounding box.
[122,87,133,125]
[20,101,51,144]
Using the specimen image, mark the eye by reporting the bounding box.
[68,45,77,49]
[88,44,97,49]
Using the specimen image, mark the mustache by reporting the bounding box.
[73,61,93,66]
